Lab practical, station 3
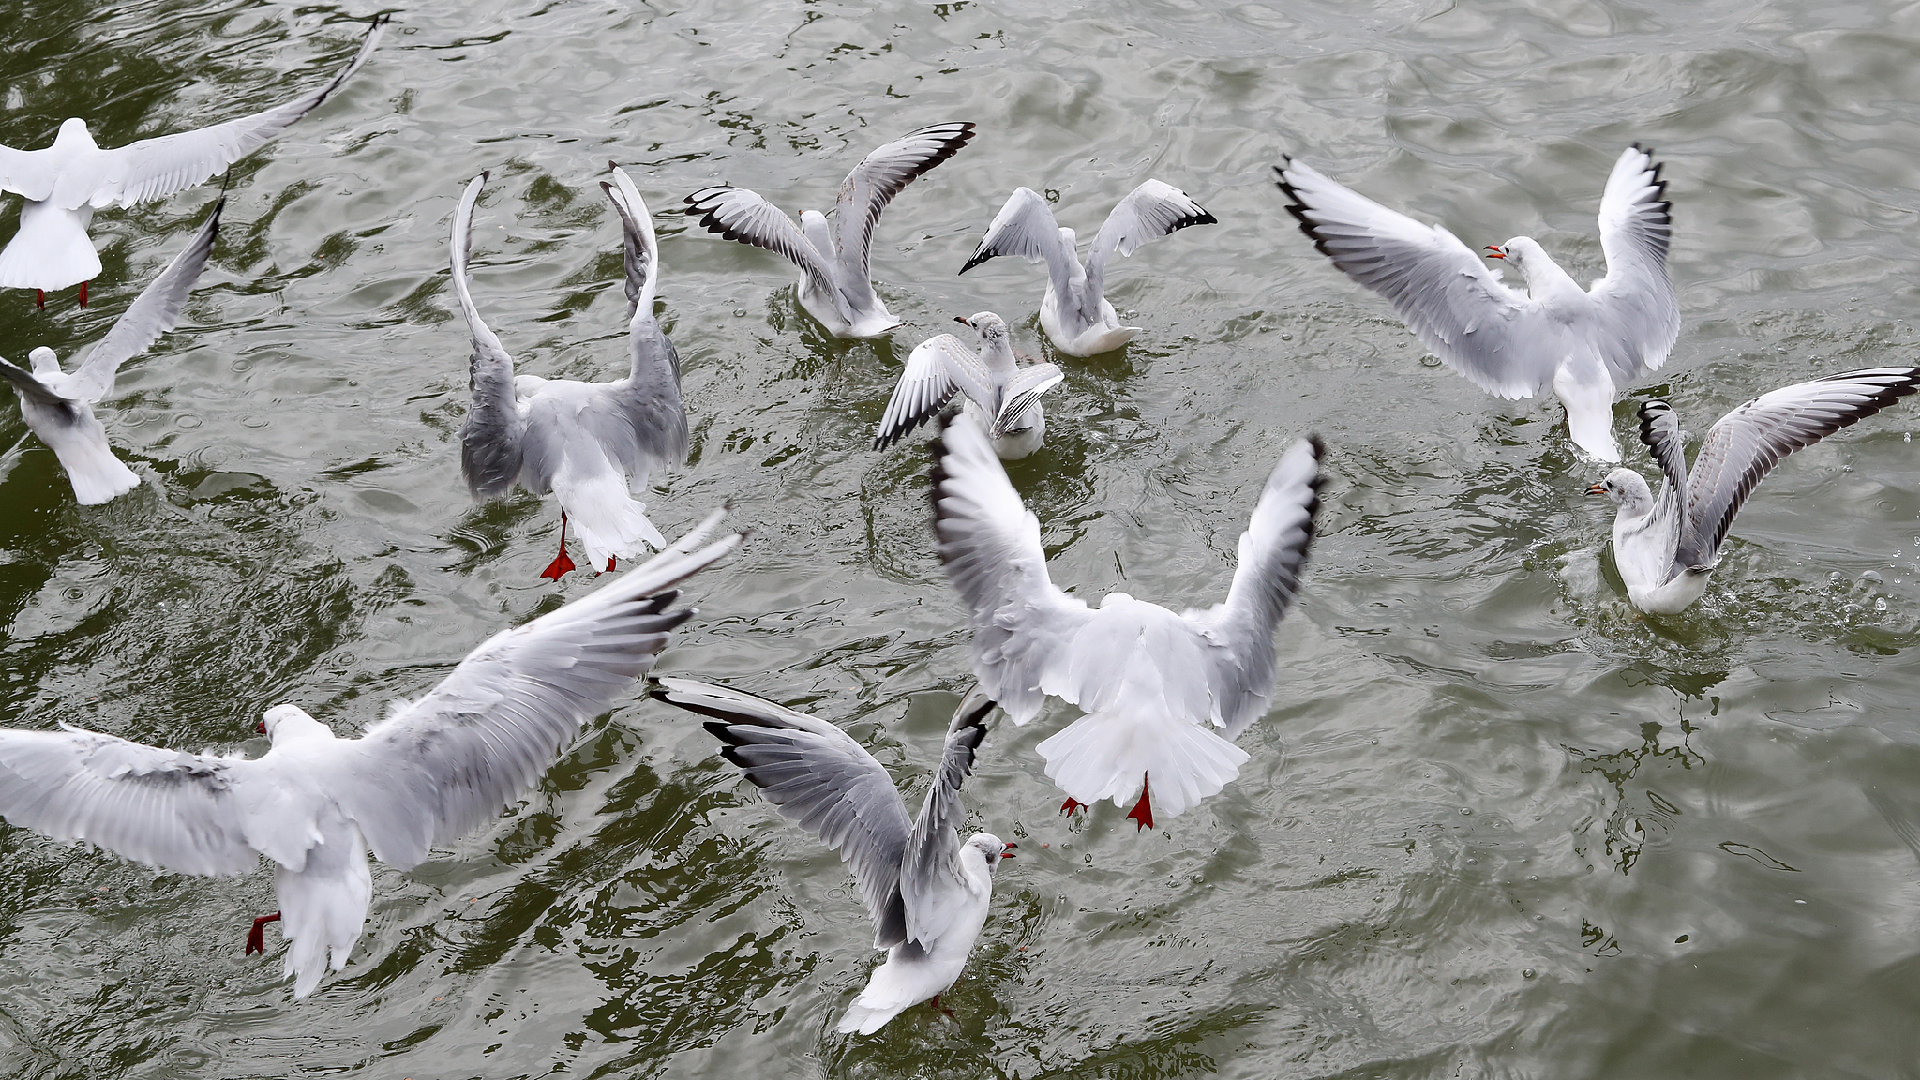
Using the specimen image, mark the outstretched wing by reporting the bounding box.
[450,172,527,499]
[683,186,837,297]
[1635,398,1690,563]
[1184,436,1324,739]
[649,676,915,949]
[958,187,1080,304]
[1587,145,1680,384]
[80,17,384,210]
[326,512,741,869]
[0,355,73,409]
[991,362,1064,437]
[600,165,689,466]
[1084,179,1216,308]
[831,122,975,281]
[64,199,222,403]
[874,334,992,450]
[898,687,995,948]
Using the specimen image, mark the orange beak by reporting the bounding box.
[1484,245,1506,259]
[953,316,970,326]
[1585,483,1608,496]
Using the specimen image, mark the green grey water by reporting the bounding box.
[1,0,1918,1076]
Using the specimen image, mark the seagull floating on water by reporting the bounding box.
[649,677,1011,1034]
[453,166,689,579]
[874,311,1063,459]
[683,122,976,338]
[0,200,219,504]
[1591,368,1920,613]
[959,181,1217,356]
[0,513,739,998]
[931,413,1322,829]
[0,15,383,308]
[1277,146,1679,461]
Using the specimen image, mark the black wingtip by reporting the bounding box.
[958,246,992,275]
[1271,161,1342,262]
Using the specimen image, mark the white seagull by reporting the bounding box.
[1277,146,1679,461]
[932,413,1322,829]
[0,512,740,999]
[682,122,976,338]
[958,180,1217,356]
[0,16,383,308]
[649,677,1012,1035]
[873,311,1064,459]
[453,165,689,579]
[0,200,220,504]
[1591,368,1920,613]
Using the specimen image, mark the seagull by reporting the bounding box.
[1276,146,1679,461]
[0,200,219,504]
[873,311,1064,459]
[682,122,976,338]
[0,15,383,309]
[453,165,689,579]
[0,512,740,999]
[931,412,1322,829]
[648,677,1011,1035]
[958,180,1217,356]
[1590,368,1920,613]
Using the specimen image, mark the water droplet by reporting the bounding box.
[1794,898,1807,905]
[1522,968,1537,979]
[1459,807,1473,816]
[1280,333,1293,341]
[1863,570,1883,585]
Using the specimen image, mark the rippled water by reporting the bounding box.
[3,0,1920,1076]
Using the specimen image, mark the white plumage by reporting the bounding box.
[874,311,1064,459]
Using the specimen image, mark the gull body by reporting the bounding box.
[959,181,1217,356]
[453,167,689,578]
[650,678,1012,1034]
[932,413,1323,828]
[1277,146,1679,461]
[0,201,220,503]
[682,123,975,338]
[1592,368,1920,613]
[0,516,739,998]
[873,311,1064,459]
[0,17,382,303]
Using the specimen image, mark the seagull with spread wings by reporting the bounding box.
[0,200,219,504]
[959,180,1217,356]
[650,678,1012,1034]
[0,16,382,308]
[873,311,1063,459]
[453,166,689,579]
[932,413,1323,830]
[683,122,975,338]
[0,512,739,998]
[1591,369,1920,613]
[1277,146,1679,461]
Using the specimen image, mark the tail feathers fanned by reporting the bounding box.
[1034,708,1249,819]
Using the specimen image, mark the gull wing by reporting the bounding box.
[898,687,995,948]
[450,172,527,499]
[649,676,915,950]
[600,166,689,466]
[328,512,740,869]
[81,16,384,210]
[958,187,1080,305]
[683,186,837,297]
[0,355,73,410]
[1185,436,1324,739]
[64,199,221,403]
[1587,145,1680,384]
[1084,179,1216,309]
[1276,159,1548,399]
[990,362,1064,437]
[931,412,1092,724]
[831,122,975,282]
[1680,368,1920,568]
[874,334,993,450]
[1634,398,1691,566]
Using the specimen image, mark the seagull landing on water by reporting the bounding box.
[0,514,739,999]
[682,122,975,339]
[0,16,383,309]
[649,678,1012,1035]
[452,166,689,580]
[1277,146,1679,462]
[958,181,1217,356]
[0,200,219,504]
[873,311,1064,459]
[1591,368,1920,614]
[931,412,1323,830]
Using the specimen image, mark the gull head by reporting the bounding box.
[955,311,1009,344]
[964,833,1015,876]
[28,347,59,376]
[1484,237,1544,264]
[54,117,97,149]
[1588,468,1654,514]
[258,704,334,745]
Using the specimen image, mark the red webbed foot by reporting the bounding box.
[245,911,281,955]
[1125,774,1154,832]
[1059,797,1086,817]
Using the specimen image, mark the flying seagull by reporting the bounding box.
[1276,146,1679,461]
[683,122,976,338]
[0,199,220,504]
[453,165,689,579]
[932,412,1322,829]
[1591,368,1920,613]
[959,180,1217,356]
[873,311,1063,459]
[0,511,740,998]
[650,677,1012,1034]
[0,15,384,308]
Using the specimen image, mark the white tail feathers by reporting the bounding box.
[0,200,99,291]
[1034,708,1250,819]
[273,829,372,998]
[553,467,668,570]
[42,416,139,504]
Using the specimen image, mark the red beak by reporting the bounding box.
[255,720,267,735]
[1484,245,1506,259]
[1000,842,1017,859]
[953,316,970,325]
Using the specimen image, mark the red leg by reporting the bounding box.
[1125,773,1154,832]
[77,280,87,307]
[245,911,281,955]
[929,994,956,1020]
[1059,797,1085,816]
[34,290,43,310]
[605,555,616,572]
[540,513,576,579]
